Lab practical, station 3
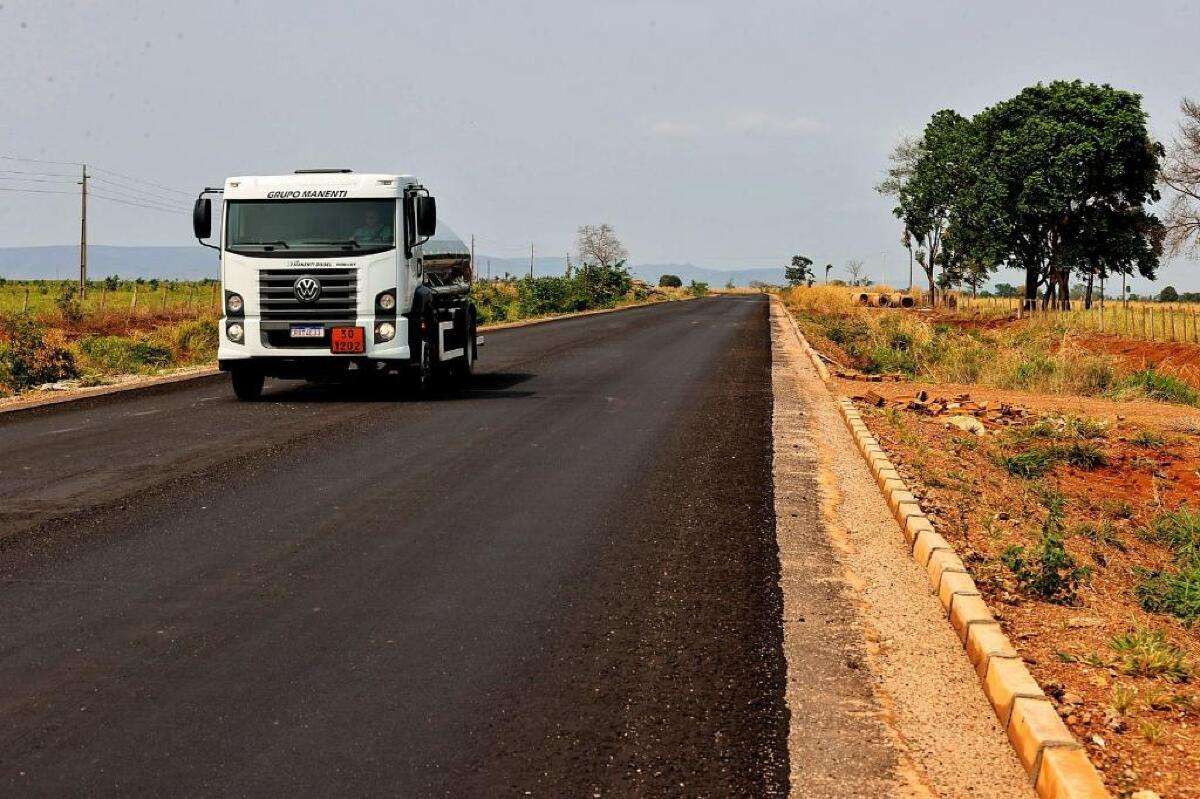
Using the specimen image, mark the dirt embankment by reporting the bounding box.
[844,380,1200,798]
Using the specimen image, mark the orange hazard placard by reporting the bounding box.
[330,326,365,354]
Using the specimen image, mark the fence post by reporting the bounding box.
[22,284,30,313]
[130,284,138,319]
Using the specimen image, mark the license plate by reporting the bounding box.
[330,326,366,354]
[290,325,325,339]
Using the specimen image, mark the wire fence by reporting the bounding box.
[956,295,1200,344]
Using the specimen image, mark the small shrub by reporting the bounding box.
[1139,720,1166,745]
[1110,629,1191,682]
[172,319,218,362]
[1109,683,1139,716]
[1103,499,1135,521]
[1002,494,1090,604]
[1059,441,1107,470]
[1113,369,1200,406]
[1131,430,1166,448]
[1136,567,1200,624]
[55,283,84,324]
[0,314,78,390]
[1064,417,1108,440]
[687,280,709,297]
[1143,506,1200,567]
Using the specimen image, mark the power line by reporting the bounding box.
[0,186,78,196]
[89,174,192,203]
[0,154,84,167]
[89,165,193,197]
[0,168,78,178]
[0,175,78,186]
[0,184,185,212]
[89,191,187,214]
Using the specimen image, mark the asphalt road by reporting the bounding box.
[0,295,788,796]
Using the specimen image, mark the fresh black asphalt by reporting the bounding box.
[0,295,788,796]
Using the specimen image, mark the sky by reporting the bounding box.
[2,0,1200,291]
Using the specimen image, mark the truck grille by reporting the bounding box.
[259,268,357,321]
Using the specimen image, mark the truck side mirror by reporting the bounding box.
[193,197,212,240]
[415,196,437,238]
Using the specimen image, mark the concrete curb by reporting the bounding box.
[773,296,1110,799]
[0,296,703,416]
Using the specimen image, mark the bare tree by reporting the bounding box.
[575,224,628,271]
[875,136,922,198]
[1162,98,1200,255]
[846,259,866,286]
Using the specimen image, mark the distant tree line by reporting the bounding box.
[878,80,1200,310]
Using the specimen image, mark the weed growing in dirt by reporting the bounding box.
[1001,448,1060,478]
[1143,506,1200,567]
[1110,629,1192,682]
[1131,430,1166,448]
[1139,720,1166,745]
[1060,441,1108,469]
[1075,521,1128,552]
[1002,492,1090,604]
[1104,499,1136,521]
[1137,567,1200,624]
[1110,683,1139,716]
[1112,369,1200,407]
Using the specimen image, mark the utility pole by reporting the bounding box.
[529,243,534,279]
[470,234,475,282]
[79,163,89,295]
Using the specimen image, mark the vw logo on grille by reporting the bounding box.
[293,276,322,303]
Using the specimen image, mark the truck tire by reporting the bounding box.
[231,366,264,401]
[406,329,435,395]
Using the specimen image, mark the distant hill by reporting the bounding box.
[0,246,218,281]
[0,246,786,287]
[468,256,785,287]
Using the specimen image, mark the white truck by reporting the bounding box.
[192,169,478,400]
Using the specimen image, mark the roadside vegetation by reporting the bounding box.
[784,286,1200,407]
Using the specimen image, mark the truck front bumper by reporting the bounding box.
[217,316,411,367]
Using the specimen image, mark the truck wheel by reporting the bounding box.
[231,367,264,401]
[407,334,434,395]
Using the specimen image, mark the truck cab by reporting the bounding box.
[192,170,477,400]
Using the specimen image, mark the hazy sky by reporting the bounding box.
[3,0,1200,290]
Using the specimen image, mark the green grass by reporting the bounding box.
[999,441,1106,478]
[1143,506,1200,568]
[1111,368,1200,407]
[1001,448,1060,478]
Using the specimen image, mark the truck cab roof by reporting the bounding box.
[223,172,419,200]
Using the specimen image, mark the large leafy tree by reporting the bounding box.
[953,81,1161,309]
[785,255,814,286]
[886,110,977,306]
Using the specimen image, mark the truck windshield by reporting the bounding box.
[225,199,396,256]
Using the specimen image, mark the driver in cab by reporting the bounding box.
[351,209,393,245]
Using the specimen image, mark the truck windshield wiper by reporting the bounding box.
[301,239,360,250]
[238,240,290,249]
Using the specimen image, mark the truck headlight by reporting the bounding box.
[378,292,396,311]
[226,322,245,343]
[375,322,396,342]
[226,292,244,314]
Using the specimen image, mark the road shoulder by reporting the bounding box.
[770,299,1032,798]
